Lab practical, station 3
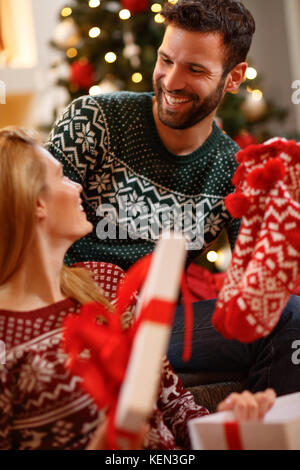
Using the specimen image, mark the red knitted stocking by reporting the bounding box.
[213,140,288,334]
[213,139,300,342]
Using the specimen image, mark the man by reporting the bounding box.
[46,0,300,396]
[47,0,251,270]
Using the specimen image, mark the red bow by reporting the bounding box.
[62,254,193,449]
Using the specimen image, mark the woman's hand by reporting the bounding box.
[217,389,276,422]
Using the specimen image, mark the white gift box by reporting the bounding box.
[115,233,187,433]
[188,392,300,450]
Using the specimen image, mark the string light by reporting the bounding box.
[66,47,78,58]
[168,0,178,4]
[252,89,263,101]
[207,251,219,263]
[89,0,101,7]
[151,3,162,12]
[119,9,131,20]
[132,73,143,83]
[154,13,165,23]
[89,27,101,38]
[61,7,72,17]
[105,52,117,63]
[245,67,258,80]
[89,85,101,96]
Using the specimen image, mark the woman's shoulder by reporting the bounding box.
[70,261,125,301]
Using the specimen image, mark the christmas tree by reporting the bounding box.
[50,1,165,100]
[39,0,168,130]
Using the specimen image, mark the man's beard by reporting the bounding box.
[153,77,226,130]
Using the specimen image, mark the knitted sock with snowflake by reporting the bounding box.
[212,139,300,342]
[213,139,290,334]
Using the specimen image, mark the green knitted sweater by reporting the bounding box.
[46,92,241,271]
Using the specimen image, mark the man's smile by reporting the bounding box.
[163,91,192,108]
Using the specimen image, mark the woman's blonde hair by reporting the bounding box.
[0,127,111,308]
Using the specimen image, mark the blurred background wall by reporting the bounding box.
[0,0,66,129]
[243,0,300,135]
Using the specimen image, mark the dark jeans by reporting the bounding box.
[167,296,300,396]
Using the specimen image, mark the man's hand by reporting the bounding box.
[217,389,276,422]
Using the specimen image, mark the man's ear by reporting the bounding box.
[224,62,248,94]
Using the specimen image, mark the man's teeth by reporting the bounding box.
[79,204,84,211]
[164,93,190,105]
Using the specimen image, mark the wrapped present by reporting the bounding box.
[188,392,300,450]
[115,233,187,433]
[63,232,193,449]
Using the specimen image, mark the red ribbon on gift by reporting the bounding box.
[224,422,243,450]
[115,254,193,361]
[63,253,194,449]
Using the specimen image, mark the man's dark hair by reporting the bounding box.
[161,0,255,74]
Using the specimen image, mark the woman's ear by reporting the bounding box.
[36,197,47,220]
[224,62,248,94]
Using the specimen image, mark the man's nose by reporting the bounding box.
[163,65,185,92]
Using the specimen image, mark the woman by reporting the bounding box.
[0,127,275,450]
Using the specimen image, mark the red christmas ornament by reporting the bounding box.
[121,0,149,14]
[70,59,95,90]
[234,132,257,149]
